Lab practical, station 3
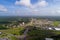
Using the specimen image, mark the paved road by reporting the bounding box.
[16,27,29,40]
[23,28,29,35]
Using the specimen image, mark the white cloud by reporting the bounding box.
[15,0,49,16]
[55,9,60,13]
[36,0,48,7]
[0,5,7,12]
[15,0,32,7]
[15,0,48,8]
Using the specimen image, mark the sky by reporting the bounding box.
[0,0,60,16]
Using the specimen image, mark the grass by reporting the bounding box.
[8,36,18,40]
[53,21,60,26]
[0,27,25,38]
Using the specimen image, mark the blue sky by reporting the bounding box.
[0,0,60,16]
